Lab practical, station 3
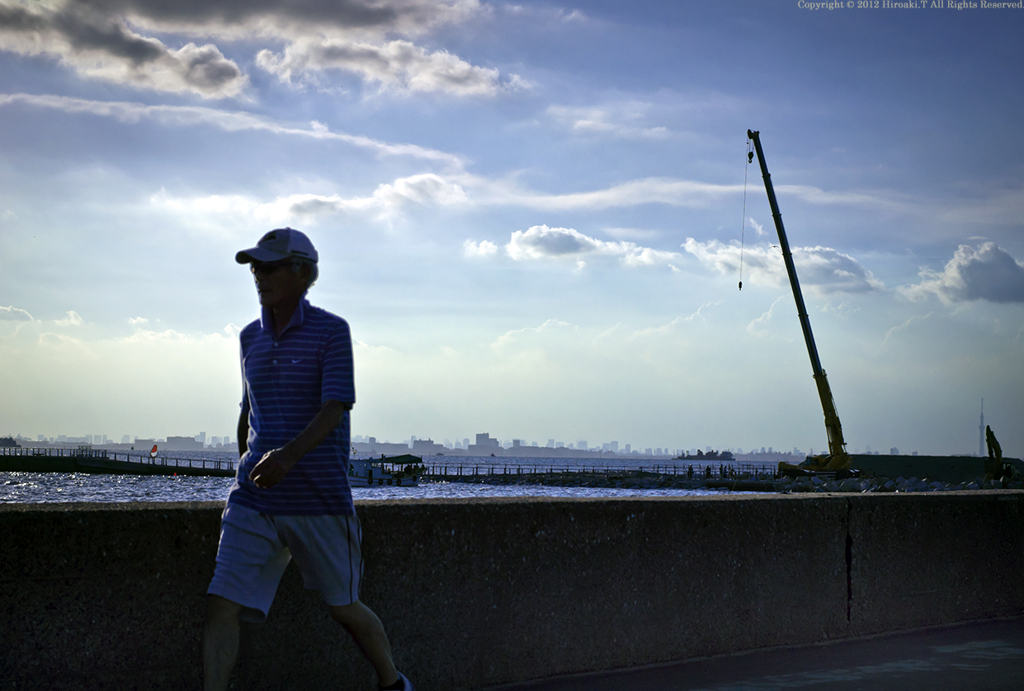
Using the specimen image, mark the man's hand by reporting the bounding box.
[249,447,300,489]
[246,400,350,489]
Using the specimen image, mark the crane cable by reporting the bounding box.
[739,137,752,291]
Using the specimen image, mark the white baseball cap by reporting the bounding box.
[235,228,319,264]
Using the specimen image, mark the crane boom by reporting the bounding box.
[747,130,850,472]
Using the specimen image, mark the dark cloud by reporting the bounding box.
[0,1,497,97]
[0,1,246,97]
[793,246,885,294]
[71,0,452,34]
[904,242,1024,304]
[179,43,245,90]
[0,4,48,32]
[52,7,164,65]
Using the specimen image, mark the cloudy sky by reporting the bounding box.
[1,0,1022,456]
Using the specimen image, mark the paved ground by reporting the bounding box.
[487,617,1024,691]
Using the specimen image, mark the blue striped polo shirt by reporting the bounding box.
[228,299,356,516]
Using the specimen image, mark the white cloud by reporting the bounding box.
[547,103,671,140]
[505,225,681,267]
[884,313,933,343]
[684,301,724,323]
[150,173,466,225]
[901,242,1024,304]
[747,296,787,336]
[0,93,463,166]
[485,177,741,211]
[0,1,518,98]
[491,319,576,352]
[128,316,149,325]
[462,239,497,258]
[0,3,246,98]
[1,312,243,437]
[38,331,85,349]
[54,310,84,326]
[682,238,885,294]
[121,328,190,344]
[0,305,32,321]
[257,38,525,96]
[774,184,895,208]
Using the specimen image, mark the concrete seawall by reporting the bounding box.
[2,493,1023,690]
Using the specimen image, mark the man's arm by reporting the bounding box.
[249,399,352,489]
[237,396,250,459]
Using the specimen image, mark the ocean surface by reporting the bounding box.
[0,451,742,503]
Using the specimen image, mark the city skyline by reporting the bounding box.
[4,425,933,459]
[1,1,1022,459]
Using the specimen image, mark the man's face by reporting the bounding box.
[250,259,309,309]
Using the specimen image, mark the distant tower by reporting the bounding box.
[978,399,984,457]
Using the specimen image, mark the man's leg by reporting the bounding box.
[204,594,242,691]
[329,600,399,687]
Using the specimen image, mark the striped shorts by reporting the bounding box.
[207,503,363,623]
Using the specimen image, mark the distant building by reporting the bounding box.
[411,438,446,455]
[165,436,204,451]
[352,439,414,456]
[467,432,501,455]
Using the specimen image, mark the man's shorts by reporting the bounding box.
[207,504,364,623]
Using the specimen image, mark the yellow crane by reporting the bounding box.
[747,130,851,474]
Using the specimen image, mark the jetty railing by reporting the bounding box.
[0,446,236,473]
[421,460,778,481]
[3,446,775,481]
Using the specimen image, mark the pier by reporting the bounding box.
[0,446,235,477]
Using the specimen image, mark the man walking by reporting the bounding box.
[203,228,412,691]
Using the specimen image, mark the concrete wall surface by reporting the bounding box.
[1,493,1022,691]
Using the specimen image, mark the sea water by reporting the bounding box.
[0,451,736,503]
[0,472,729,503]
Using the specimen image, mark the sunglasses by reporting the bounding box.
[250,259,298,275]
